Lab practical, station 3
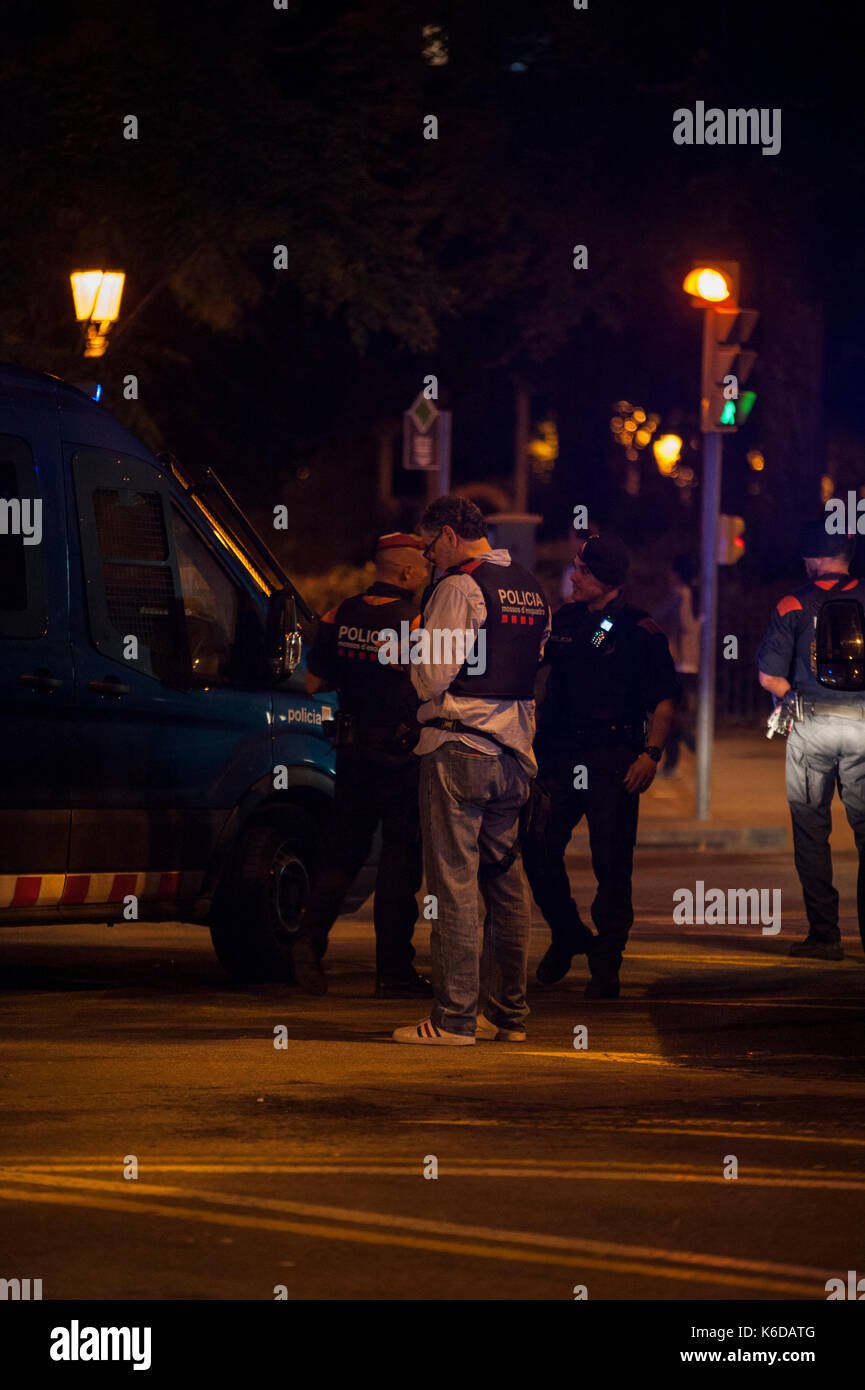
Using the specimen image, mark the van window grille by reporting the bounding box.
[94,489,167,561]
[102,563,176,649]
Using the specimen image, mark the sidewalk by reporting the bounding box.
[587,729,859,852]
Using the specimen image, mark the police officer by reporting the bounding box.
[292,533,433,997]
[522,533,679,998]
[757,521,865,960]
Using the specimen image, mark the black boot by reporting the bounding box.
[292,935,328,995]
[536,919,594,984]
[584,972,620,999]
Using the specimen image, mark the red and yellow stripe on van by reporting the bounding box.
[0,872,186,909]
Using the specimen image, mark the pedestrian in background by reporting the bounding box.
[757,521,865,960]
[655,554,700,778]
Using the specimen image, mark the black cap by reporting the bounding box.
[580,534,629,587]
[798,520,853,558]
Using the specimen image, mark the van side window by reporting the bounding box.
[0,435,47,638]
[172,506,241,685]
[74,449,188,684]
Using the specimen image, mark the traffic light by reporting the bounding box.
[701,307,759,433]
[717,514,746,564]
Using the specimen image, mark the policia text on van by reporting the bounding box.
[0,363,374,980]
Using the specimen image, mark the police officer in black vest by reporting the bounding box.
[292,533,434,998]
[757,521,865,959]
[522,534,679,998]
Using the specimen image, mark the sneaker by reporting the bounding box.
[392,1017,475,1045]
[292,937,328,995]
[584,973,620,999]
[789,938,844,960]
[475,1013,526,1042]
[374,971,434,1000]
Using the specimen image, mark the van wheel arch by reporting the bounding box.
[209,802,327,983]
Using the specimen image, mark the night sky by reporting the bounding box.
[2,0,862,574]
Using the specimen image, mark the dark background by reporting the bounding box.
[1,0,862,579]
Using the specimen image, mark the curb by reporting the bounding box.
[636,823,788,851]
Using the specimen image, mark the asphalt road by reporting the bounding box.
[1,847,863,1302]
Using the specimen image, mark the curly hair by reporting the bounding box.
[419,495,489,541]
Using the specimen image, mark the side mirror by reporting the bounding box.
[286,596,302,675]
[266,590,303,680]
[816,599,865,691]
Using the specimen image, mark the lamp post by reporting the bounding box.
[682,263,735,821]
[70,270,125,358]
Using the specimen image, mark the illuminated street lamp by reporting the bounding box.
[653,433,683,475]
[682,260,759,820]
[70,270,125,357]
[682,266,733,304]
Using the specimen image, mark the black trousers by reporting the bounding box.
[299,745,422,981]
[522,744,641,972]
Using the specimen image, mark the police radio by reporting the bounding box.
[590,616,614,649]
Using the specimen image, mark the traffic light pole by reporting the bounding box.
[696,429,721,820]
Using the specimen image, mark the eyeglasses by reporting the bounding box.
[422,528,444,563]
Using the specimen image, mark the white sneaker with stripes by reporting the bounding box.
[475,1013,527,1042]
[392,1016,475,1045]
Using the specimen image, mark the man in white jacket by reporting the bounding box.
[391,496,550,1046]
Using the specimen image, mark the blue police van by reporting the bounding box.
[0,361,368,980]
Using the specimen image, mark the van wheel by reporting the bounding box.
[210,811,321,982]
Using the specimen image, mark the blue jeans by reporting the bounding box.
[419,742,533,1036]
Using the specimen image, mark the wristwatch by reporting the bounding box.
[645,746,663,763]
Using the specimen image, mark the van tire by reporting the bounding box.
[210,811,321,983]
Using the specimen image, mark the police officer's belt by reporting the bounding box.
[800,700,865,721]
[569,721,640,741]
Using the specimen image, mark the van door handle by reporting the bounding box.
[19,669,63,691]
[88,677,130,697]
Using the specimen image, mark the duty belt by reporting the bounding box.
[570,721,640,740]
[800,700,865,721]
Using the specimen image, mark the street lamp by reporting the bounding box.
[70,270,125,357]
[682,267,732,304]
[682,261,759,821]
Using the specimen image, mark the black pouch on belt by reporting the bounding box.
[520,779,551,841]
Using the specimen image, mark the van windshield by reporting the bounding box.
[163,454,315,621]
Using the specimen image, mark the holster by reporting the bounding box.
[520,779,551,841]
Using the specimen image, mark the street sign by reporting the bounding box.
[403,405,450,473]
[407,391,439,435]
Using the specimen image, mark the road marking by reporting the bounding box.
[515,1049,865,1072]
[3,1161,863,1190]
[618,1125,865,1147]
[646,998,865,1010]
[519,1050,683,1066]
[624,951,861,969]
[0,1171,834,1294]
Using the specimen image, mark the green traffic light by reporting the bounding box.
[718,391,756,428]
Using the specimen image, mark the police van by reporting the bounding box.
[0,362,369,980]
